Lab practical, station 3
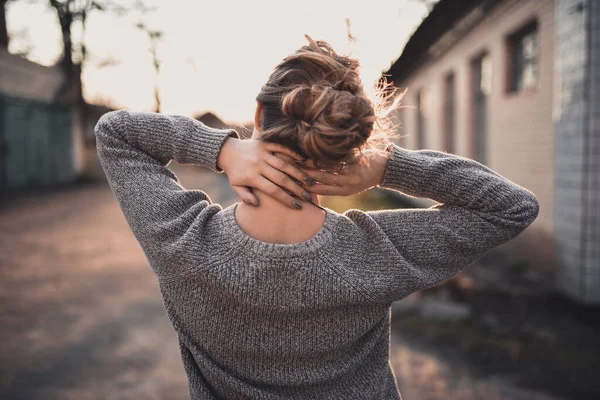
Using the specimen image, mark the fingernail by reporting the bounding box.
[295,159,306,165]
[303,177,315,186]
[303,191,312,202]
[247,200,257,207]
[293,200,302,209]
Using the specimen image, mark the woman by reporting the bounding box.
[95,36,539,399]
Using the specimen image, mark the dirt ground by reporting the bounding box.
[0,164,565,400]
[393,273,600,400]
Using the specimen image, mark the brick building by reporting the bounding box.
[384,0,599,303]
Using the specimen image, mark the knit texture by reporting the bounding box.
[95,110,539,400]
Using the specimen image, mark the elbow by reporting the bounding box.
[526,192,540,225]
[512,190,540,230]
[94,109,129,140]
[476,189,540,244]
[492,189,540,238]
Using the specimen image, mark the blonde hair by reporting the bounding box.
[256,34,404,168]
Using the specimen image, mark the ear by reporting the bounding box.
[253,101,264,134]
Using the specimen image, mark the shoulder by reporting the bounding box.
[319,208,408,304]
[326,208,397,253]
[331,208,389,236]
[339,209,386,233]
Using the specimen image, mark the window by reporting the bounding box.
[443,73,455,154]
[471,53,491,164]
[507,20,539,92]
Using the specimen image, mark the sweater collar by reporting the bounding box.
[220,203,337,258]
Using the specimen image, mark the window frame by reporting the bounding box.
[506,18,540,95]
[469,50,491,164]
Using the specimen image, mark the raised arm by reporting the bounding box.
[353,144,540,303]
[95,109,238,278]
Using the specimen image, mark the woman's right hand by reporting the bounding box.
[299,147,391,196]
[218,137,317,208]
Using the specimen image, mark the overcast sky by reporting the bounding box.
[6,0,428,122]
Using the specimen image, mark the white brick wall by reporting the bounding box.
[553,0,588,301]
[554,0,600,303]
[586,0,600,303]
[394,0,556,269]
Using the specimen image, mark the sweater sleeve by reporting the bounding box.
[360,143,539,303]
[94,109,239,278]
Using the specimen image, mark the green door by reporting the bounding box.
[0,94,72,189]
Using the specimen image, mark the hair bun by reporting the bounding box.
[256,35,402,167]
[281,83,375,164]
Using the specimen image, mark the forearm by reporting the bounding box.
[379,143,539,223]
[95,110,239,172]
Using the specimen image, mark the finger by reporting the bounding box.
[232,185,258,206]
[298,158,350,172]
[301,167,349,186]
[255,176,303,209]
[260,161,313,203]
[263,142,305,161]
[306,183,348,196]
[265,153,315,188]
[294,158,318,169]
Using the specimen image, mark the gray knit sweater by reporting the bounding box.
[95,110,539,400]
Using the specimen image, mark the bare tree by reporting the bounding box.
[1,0,8,49]
[7,0,163,114]
[45,0,127,104]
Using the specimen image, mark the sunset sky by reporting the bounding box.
[6,0,428,123]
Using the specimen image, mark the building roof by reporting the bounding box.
[194,111,229,130]
[0,48,65,103]
[194,111,254,138]
[383,0,501,84]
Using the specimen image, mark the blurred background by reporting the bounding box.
[1,0,598,399]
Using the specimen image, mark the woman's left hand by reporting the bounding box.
[217,137,316,209]
[296,148,390,197]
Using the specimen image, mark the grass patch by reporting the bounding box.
[321,188,412,213]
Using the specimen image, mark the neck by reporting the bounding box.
[234,189,326,244]
[242,188,322,212]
